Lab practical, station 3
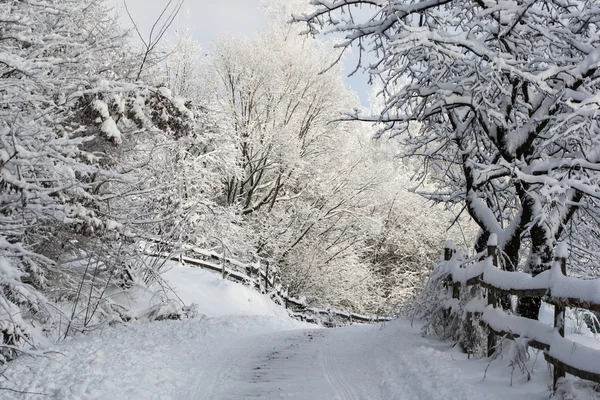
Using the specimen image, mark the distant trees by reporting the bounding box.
[202,22,384,311]
[194,10,471,313]
[296,0,600,319]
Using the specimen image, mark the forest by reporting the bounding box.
[1,0,599,381]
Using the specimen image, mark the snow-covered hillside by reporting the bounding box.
[2,264,598,400]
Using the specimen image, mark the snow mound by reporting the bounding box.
[161,263,289,319]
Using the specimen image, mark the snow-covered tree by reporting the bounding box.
[296,0,600,319]
[0,0,147,358]
[202,24,384,310]
[0,0,222,358]
[173,0,472,313]
[161,28,205,102]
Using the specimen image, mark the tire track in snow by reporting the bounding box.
[192,334,264,400]
[192,321,501,400]
[319,338,361,400]
[195,329,330,399]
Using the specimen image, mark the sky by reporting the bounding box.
[111,0,372,106]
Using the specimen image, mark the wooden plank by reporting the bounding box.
[178,256,248,283]
[544,352,600,385]
[546,297,600,313]
[466,275,482,287]
[478,321,549,351]
[478,280,547,298]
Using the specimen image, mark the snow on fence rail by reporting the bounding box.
[441,236,600,391]
[146,240,391,326]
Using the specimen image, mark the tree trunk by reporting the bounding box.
[516,224,554,319]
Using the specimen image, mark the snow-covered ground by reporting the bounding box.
[2,264,599,399]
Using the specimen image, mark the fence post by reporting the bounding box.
[221,242,226,280]
[444,240,454,262]
[553,243,568,390]
[444,240,459,300]
[256,260,263,292]
[487,234,498,357]
[264,261,270,293]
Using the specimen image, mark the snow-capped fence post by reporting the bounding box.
[256,260,265,293]
[444,240,454,262]
[487,234,498,357]
[552,243,568,390]
[442,240,457,324]
[444,240,459,300]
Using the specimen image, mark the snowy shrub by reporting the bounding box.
[411,265,461,343]
[410,251,485,356]
[137,300,199,323]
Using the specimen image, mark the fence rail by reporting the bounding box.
[441,236,600,391]
[146,241,391,326]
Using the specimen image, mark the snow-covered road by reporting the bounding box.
[1,266,566,399]
[196,323,494,400]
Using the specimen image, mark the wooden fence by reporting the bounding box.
[441,236,600,391]
[148,242,392,326]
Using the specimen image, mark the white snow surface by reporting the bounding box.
[482,265,551,291]
[161,263,286,318]
[2,264,599,399]
[549,261,600,305]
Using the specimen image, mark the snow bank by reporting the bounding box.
[161,263,288,319]
[1,314,309,399]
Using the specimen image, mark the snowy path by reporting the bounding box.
[194,323,495,400]
[1,266,561,399]
[1,317,558,400]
